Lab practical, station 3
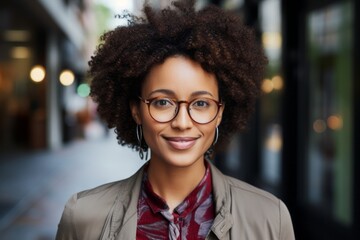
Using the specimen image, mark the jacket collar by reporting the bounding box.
[101,161,233,240]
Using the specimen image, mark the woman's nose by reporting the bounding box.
[170,104,193,130]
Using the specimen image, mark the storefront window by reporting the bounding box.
[259,0,283,188]
[0,3,46,150]
[306,1,353,225]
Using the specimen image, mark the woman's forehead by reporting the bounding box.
[141,56,218,98]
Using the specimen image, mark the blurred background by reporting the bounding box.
[0,0,358,239]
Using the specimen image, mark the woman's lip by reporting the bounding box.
[163,137,198,150]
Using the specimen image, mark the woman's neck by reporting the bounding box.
[147,159,206,212]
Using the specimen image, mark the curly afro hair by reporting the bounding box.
[89,0,267,154]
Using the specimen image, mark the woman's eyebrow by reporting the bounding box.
[190,91,214,98]
[148,89,175,97]
[147,89,214,98]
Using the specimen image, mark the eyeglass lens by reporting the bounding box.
[147,97,220,124]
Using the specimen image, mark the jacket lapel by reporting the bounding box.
[99,166,145,240]
[208,162,233,240]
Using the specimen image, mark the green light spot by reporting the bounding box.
[77,83,90,97]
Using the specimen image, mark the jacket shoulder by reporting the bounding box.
[77,177,131,200]
[225,175,279,205]
[74,172,139,218]
[223,175,295,239]
[56,169,143,240]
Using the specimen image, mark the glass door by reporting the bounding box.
[305,0,353,226]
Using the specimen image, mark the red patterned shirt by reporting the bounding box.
[136,162,214,240]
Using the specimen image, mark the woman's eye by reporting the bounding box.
[152,99,174,108]
[192,100,210,108]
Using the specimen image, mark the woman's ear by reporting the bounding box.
[130,101,142,125]
[216,103,225,127]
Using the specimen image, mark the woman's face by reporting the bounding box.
[131,56,224,168]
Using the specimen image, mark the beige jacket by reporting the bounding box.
[56,162,295,240]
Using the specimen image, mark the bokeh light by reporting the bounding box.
[272,75,284,90]
[327,115,343,130]
[59,70,75,86]
[261,78,274,93]
[77,83,90,97]
[313,119,327,133]
[30,65,46,83]
[11,46,30,59]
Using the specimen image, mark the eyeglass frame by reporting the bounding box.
[138,96,223,124]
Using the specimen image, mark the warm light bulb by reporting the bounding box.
[30,65,45,83]
[327,115,343,130]
[272,75,284,90]
[261,78,274,93]
[59,70,75,86]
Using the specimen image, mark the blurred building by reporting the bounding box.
[0,0,96,152]
[210,0,359,239]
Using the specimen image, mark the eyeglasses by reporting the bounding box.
[139,96,223,124]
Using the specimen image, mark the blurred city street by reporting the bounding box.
[0,132,145,240]
[0,0,359,239]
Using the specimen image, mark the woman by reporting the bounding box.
[56,0,295,239]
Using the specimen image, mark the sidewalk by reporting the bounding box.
[0,133,145,240]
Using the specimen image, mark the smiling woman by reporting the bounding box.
[56,1,295,239]
[131,56,223,176]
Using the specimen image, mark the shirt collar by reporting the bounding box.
[141,161,213,216]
